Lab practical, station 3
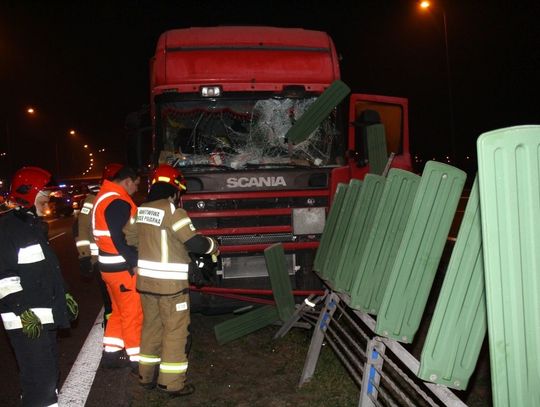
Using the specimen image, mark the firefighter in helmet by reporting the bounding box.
[0,166,78,406]
[136,164,218,397]
[73,163,123,326]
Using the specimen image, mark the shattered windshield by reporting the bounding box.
[156,97,339,170]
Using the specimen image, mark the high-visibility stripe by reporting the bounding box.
[161,230,168,263]
[104,345,123,352]
[90,243,98,256]
[103,336,124,348]
[160,361,188,373]
[205,237,216,254]
[139,354,161,365]
[138,268,188,280]
[93,230,111,237]
[0,277,23,299]
[1,307,54,330]
[138,259,189,272]
[99,255,127,264]
[172,218,191,232]
[91,192,120,231]
[169,202,176,214]
[17,243,45,264]
[82,202,94,209]
[126,346,140,355]
[129,355,140,362]
[45,403,59,407]
[76,240,91,247]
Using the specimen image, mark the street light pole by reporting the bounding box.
[419,1,456,159]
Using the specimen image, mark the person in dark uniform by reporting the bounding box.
[0,166,78,407]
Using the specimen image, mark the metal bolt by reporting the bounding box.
[429,374,438,381]
[454,380,460,387]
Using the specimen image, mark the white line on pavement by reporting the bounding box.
[58,308,104,406]
[49,232,66,241]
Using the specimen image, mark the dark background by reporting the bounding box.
[1,0,539,179]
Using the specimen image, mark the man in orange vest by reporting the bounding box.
[92,166,142,371]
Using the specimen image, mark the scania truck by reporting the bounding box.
[131,26,411,304]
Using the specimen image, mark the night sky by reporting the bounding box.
[1,0,539,179]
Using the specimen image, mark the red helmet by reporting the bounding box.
[151,165,186,191]
[101,163,123,183]
[9,167,52,208]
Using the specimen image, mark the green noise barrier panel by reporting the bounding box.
[477,125,540,407]
[375,161,466,343]
[285,80,351,145]
[331,174,386,292]
[367,124,389,175]
[264,243,296,322]
[319,180,363,281]
[313,183,349,274]
[418,177,486,390]
[349,169,421,311]
[214,305,280,345]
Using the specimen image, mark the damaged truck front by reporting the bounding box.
[136,26,411,306]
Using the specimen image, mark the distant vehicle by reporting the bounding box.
[69,184,91,210]
[45,188,74,218]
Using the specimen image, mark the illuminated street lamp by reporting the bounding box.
[418,0,455,158]
[26,107,35,115]
[69,129,76,135]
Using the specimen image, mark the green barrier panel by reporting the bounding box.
[331,174,386,292]
[375,161,466,343]
[418,177,486,390]
[367,124,388,175]
[349,169,420,311]
[319,179,363,282]
[214,305,280,345]
[477,125,540,407]
[313,183,349,274]
[264,243,296,322]
[286,80,351,145]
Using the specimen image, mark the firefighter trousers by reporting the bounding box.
[101,270,142,361]
[139,290,190,391]
[7,328,59,407]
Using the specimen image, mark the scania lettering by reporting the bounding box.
[130,26,412,307]
[227,177,287,188]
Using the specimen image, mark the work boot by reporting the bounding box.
[157,383,195,398]
[101,350,130,369]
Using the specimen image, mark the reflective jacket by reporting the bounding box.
[0,208,70,331]
[92,180,137,271]
[74,193,98,260]
[135,199,217,295]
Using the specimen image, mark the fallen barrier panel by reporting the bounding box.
[477,125,540,407]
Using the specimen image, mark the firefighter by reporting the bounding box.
[74,163,122,326]
[136,164,218,397]
[0,166,78,407]
[92,165,142,371]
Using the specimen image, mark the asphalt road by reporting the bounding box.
[0,214,104,406]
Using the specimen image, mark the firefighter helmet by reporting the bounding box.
[151,165,187,191]
[101,163,123,183]
[9,166,52,208]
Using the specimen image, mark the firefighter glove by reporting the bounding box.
[65,293,79,321]
[20,310,42,339]
[79,256,93,277]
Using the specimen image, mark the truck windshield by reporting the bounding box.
[156,97,339,170]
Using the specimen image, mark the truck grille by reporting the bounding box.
[183,196,328,211]
[219,233,294,246]
[192,215,290,230]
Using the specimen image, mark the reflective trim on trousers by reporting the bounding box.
[1,308,54,330]
[139,354,161,365]
[103,336,125,348]
[160,361,188,374]
[76,240,90,247]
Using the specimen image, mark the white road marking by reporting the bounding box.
[58,308,104,406]
[49,232,66,241]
